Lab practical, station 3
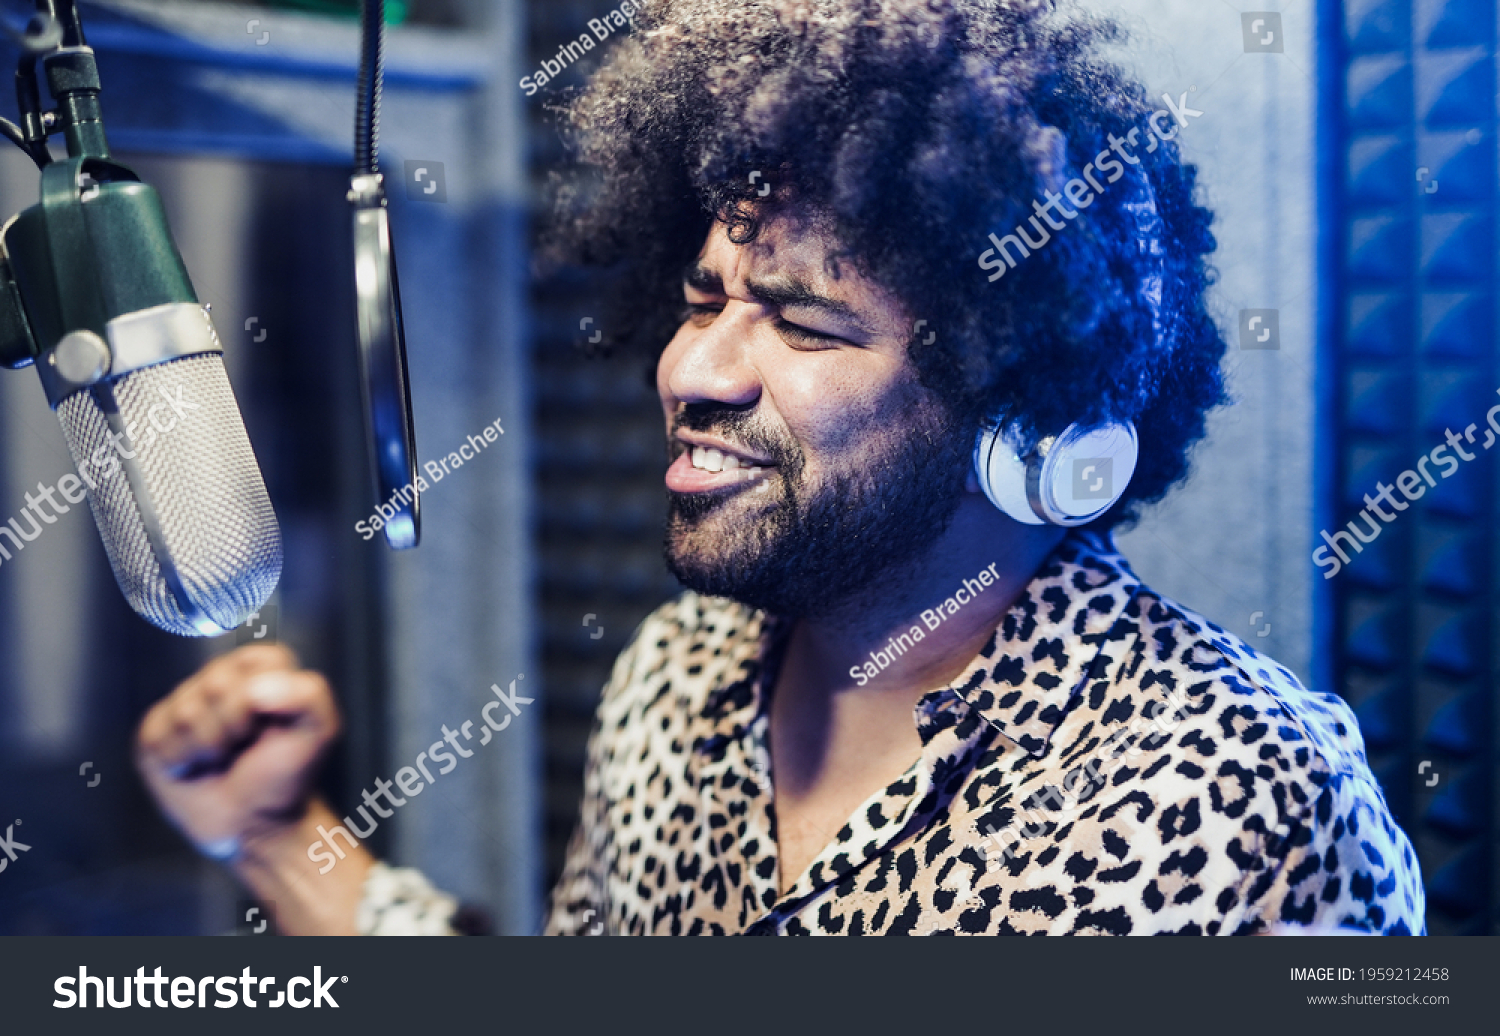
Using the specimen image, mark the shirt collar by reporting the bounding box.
[697,530,1143,756]
[700,609,785,727]
[926,529,1142,757]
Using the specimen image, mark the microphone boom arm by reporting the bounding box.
[348,0,420,549]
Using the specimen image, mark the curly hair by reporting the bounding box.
[543,0,1227,528]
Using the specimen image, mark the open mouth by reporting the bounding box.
[665,437,776,494]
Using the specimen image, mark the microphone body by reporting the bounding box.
[0,44,281,637]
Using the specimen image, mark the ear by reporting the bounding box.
[965,465,982,494]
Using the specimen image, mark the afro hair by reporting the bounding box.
[543,0,1228,528]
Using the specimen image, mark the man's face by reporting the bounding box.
[656,208,972,617]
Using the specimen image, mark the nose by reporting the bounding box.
[659,302,763,412]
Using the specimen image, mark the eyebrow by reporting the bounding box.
[683,262,872,333]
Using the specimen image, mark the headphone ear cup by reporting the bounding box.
[1030,422,1138,526]
[973,425,1046,525]
[974,421,1139,526]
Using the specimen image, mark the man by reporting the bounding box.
[136,0,1424,935]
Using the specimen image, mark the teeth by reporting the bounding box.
[688,444,767,476]
[691,447,726,472]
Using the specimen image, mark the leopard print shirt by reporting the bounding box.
[539,531,1423,935]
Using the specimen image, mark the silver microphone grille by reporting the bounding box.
[55,353,282,636]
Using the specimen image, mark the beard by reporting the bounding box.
[663,397,972,618]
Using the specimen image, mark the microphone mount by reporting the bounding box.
[2,0,94,168]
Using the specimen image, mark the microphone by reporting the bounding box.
[0,6,280,636]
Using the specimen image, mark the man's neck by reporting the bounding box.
[784,500,1068,699]
[765,500,1066,890]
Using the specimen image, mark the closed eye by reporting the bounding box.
[679,301,850,348]
[680,302,721,326]
[775,320,844,348]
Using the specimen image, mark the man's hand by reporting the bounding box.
[136,644,341,858]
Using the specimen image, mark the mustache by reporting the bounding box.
[671,402,801,468]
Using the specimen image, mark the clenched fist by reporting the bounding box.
[135,644,341,861]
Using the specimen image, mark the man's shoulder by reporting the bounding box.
[1123,584,1372,784]
[599,591,765,716]
[640,590,762,637]
[621,591,763,665]
[1096,582,1423,932]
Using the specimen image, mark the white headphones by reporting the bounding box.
[973,420,1139,526]
[972,146,1162,528]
